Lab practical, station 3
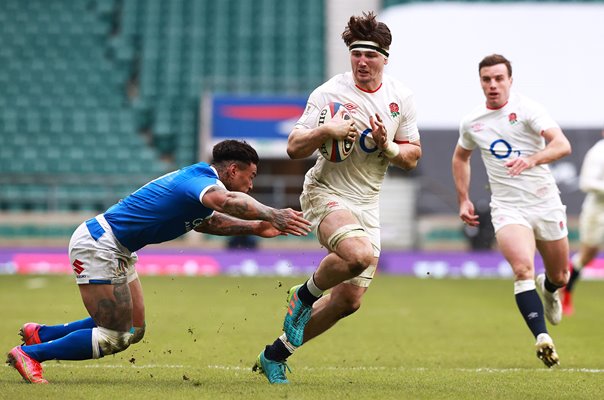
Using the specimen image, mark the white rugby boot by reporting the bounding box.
[535,333,560,368]
[536,274,562,325]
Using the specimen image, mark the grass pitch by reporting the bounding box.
[1,274,603,399]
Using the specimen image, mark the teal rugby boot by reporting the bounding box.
[283,284,312,347]
[252,350,290,384]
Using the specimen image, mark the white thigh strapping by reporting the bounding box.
[92,327,133,358]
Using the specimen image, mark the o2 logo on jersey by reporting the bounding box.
[490,139,521,159]
[359,128,378,153]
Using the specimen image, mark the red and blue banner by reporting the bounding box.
[211,95,307,158]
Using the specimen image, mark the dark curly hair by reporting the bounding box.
[211,140,259,167]
[479,54,512,77]
[341,11,392,50]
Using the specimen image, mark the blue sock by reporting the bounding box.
[515,289,548,338]
[21,329,98,362]
[38,317,97,342]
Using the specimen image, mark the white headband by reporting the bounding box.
[348,40,389,58]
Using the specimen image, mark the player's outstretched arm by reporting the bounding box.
[194,213,292,238]
[201,187,311,236]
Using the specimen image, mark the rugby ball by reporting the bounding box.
[317,102,355,162]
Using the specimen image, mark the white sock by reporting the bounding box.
[279,333,297,353]
[306,274,324,298]
[514,279,536,295]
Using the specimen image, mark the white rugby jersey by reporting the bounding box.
[579,138,604,206]
[294,72,420,204]
[458,93,561,205]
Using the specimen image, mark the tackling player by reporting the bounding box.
[253,11,422,383]
[452,54,571,368]
[6,140,311,384]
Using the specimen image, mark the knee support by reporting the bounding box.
[129,324,146,345]
[325,224,367,251]
[345,264,377,288]
[91,327,133,358]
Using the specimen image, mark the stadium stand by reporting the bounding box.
[0,0,325,217]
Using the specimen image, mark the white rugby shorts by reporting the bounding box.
[578,197,604,247]
[68,214,138,285]
[490,197,568,241]
[300,186,380,287]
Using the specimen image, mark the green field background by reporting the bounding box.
[1,275,602,399]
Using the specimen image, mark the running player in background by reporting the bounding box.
[6,139,311,384]
[562,129,604,315]
[452,54,571,368]
[253,11,422,384]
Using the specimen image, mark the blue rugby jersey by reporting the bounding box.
[103,162,223,252]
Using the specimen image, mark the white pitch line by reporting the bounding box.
[5,363,604,373]
[209,365,604,373]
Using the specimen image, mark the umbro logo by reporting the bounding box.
[527,312,539,320]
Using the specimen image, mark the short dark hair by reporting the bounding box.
[341,11,392,50]
[479,54,512,77]
[211,140,259,167]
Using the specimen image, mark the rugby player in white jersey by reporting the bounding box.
[6,140,311,384]
[253,11,422,383]
[452,54,571,368]
[562,129,604,315]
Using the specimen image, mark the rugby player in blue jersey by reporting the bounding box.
[6,139,311,384]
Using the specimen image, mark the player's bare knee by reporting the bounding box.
[92,327,133,358]
[341,298,362,317]
[342,246,374,276]
[334,294,362,318]
[348,259,372,277]
[512,263,534,280]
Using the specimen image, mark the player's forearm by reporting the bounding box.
[287,127,329,159]
[387,142,421,170]
[215,192,274,222]
[194,212,261,236]
[452,159,472,204]
[531,135,571,166]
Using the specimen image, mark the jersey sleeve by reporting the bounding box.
[294,89,325,130]
[525,99,559,134]
[394,93,420,143]
[457,118,476,150]
[182,176,223,205]
[579,144,604,194]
